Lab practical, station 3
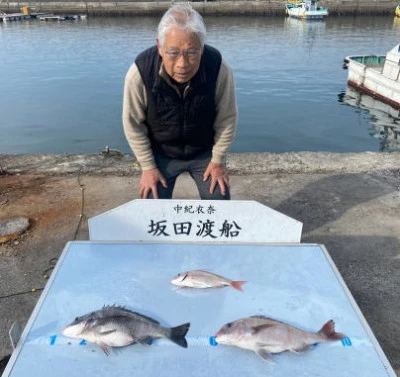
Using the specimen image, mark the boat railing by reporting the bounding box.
[285,1,303,11]
[350,55,386,66]
[343,55,386,69]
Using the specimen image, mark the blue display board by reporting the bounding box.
[2,242,396,377]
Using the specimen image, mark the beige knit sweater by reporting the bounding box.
[122,58,238,170]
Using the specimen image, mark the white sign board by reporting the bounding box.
[88,200,302,243]
[2,242,395,377]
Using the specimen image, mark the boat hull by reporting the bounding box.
[346,48,400,110]
[285,1,328,19]
[348,80,400,110]
[286,7,328,19]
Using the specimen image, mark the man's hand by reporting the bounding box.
[203,162,230,196]
[139,168,167,199]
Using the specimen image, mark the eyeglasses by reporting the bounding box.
[164,48,201,60]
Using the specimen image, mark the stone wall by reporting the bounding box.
[1,0,398,16]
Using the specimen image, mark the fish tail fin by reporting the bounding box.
[168,322,190,348]
[230,281,247,292]
[318,320,346,341]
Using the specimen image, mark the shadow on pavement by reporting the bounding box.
[274,172,398,234]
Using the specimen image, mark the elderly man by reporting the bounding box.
[123,3,238,199]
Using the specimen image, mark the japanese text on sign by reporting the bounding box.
[173,204,217,215]
[148,219,242,238]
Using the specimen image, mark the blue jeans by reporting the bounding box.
[149,150,231,200]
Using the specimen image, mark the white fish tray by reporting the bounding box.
[2,242,396,377]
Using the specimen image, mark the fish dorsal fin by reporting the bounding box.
[102,304,129,312]
[101,305,160,324]
[250,315,286,325]
[130,312,160,324]
[190,269,224,278]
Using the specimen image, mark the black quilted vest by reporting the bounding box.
[135,45,222,159]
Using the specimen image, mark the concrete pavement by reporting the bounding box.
[0,152,399,375]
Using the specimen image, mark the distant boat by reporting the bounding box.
[344,44,400,110]
[396,4,400,17]
[285,0,328,20]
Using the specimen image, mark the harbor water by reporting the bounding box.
[1,15,399,155]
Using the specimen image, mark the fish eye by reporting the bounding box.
[226,323,232,328]
[177,273,181,277]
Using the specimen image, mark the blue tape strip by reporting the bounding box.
[209,336,218,346]
[341,337,352,346]
[49,335,353,348]
[49,335,57,345]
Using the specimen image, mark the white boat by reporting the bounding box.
[285,0,328,20]
[345,44,400,110]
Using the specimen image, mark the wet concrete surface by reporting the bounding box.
[0,152,399,375]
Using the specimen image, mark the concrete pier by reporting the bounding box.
[0,0,399,16]
[0,152,399,375]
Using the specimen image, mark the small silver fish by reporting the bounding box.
[215,315,345,361]
[62,305,190,355]
[171,270,246,291]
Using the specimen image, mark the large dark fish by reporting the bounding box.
[215,315,345,361]
[62,305,190,355]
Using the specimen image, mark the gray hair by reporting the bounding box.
[157,3,206,48]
